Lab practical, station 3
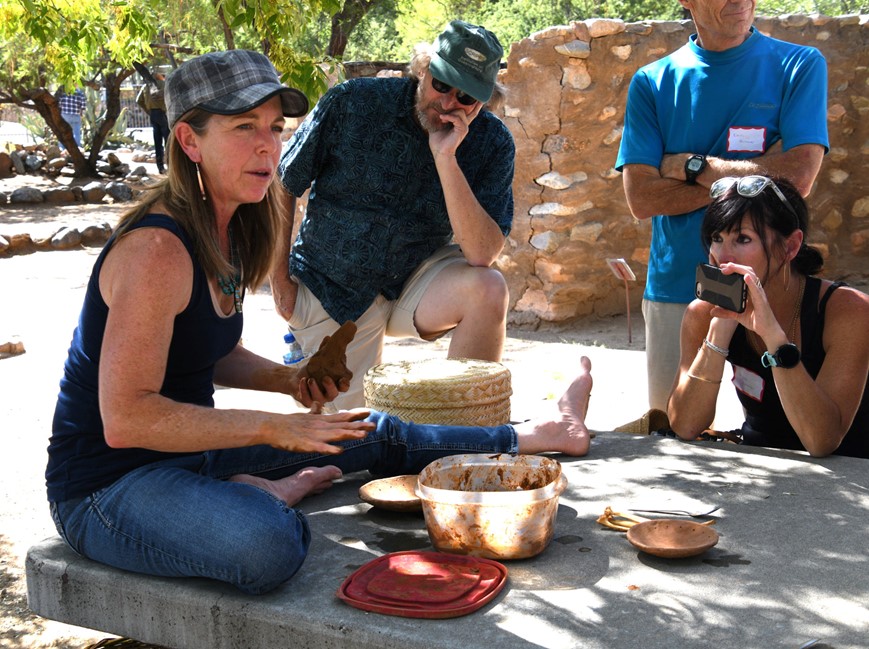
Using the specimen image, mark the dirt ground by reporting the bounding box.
[0,169,740,648]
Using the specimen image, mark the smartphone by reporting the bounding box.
[695,263,747,313]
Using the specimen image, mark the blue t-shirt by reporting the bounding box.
[47,215,243,502]
[616,28,828,303]
[279,77,515,323]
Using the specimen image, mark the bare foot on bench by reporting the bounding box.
[515,356,593,457]
[230,465,343,506]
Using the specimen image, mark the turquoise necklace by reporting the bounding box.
[217,229,243,314]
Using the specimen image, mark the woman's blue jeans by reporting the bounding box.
[51,411,517,594]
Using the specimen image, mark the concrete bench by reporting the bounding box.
[27,434,867,649]
[25,469,510,649]
[24,474,429,649]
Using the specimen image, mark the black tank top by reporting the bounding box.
[728,276,868,458]
[47,215,244,501]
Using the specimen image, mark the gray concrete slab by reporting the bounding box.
[27,433,869,649]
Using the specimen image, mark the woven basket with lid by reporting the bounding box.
[363,358,512,427]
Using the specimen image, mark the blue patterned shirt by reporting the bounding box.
[278,77,515,323]
[58,88,86,115]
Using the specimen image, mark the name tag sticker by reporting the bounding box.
[728,127,766,153]
[733,365,764,402]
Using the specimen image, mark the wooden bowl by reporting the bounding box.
[626,519,719,558]
[359,475,421,512]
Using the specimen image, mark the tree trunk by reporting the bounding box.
[17,88,94,177]
[15,69,134,178]
[328,0,382,58]
[214,0,236,50]
[86,70,135,177]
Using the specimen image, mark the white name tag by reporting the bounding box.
[728,127,766,153]
[733,365,765,402]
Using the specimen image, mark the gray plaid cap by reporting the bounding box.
[165,49,308,127]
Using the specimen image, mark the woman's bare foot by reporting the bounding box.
[515,356,593,457]
[229,465,343,506]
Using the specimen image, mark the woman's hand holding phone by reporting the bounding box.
[695,263,748,313]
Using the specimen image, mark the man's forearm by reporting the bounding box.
[434,152,505,266]
[272,188,296,274]
[269,188,299,321]
[623,143,825,219]
[623,164,710,219]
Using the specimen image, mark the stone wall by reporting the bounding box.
[493,15,869,327]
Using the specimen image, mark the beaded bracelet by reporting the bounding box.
[702,338,729,357]
[687,372,722,384]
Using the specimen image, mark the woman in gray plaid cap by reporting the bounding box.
[46,49,593,594]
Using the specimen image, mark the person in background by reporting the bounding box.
[271,20,515,410]
[137,72,170,173]
[46,48,595,596]
[668,176,869,458]
[615,0,828,414]
[57,86,87,149]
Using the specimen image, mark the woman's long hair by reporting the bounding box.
[113,108,281,291]
[701,176,824,278]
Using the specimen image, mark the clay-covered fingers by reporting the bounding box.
[298,375,342,406]
[305,321,356,392]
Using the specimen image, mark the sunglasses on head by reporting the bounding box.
[710,175,799,226]
[429,76,478,106]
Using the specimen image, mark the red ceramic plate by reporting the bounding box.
[337,551,507,618]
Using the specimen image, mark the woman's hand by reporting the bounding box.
[708,262,785,346]
[295,372,348,407]
[269,408,374,455]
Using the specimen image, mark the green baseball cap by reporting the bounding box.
[428,21,503,103]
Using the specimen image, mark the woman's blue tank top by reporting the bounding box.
[47,214,243,502]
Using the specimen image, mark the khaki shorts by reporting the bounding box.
[288,245,466,410]
[642,299,688,412]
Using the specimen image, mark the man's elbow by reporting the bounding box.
[793,175,817,198]
[624,195,656,220]
[621,164,662,220]
[779,145,825,197]
[627,204,656,220]
[462,236,506,267]
[464,253,499,268]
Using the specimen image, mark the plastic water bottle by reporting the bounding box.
[283,332,306,365]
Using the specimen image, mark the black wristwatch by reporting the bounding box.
[761,343,801,369]
[684,154,707,185]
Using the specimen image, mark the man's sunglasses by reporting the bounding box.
[710,175,799,225]
[430,76,478,106]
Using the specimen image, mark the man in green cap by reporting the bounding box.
[271,20,516,410]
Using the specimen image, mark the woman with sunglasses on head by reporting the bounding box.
[668,175,869,458]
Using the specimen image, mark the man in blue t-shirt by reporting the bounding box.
[615,0,828,414]
[271,21,515,409]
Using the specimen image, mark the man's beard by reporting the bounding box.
[414,83,448,134]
